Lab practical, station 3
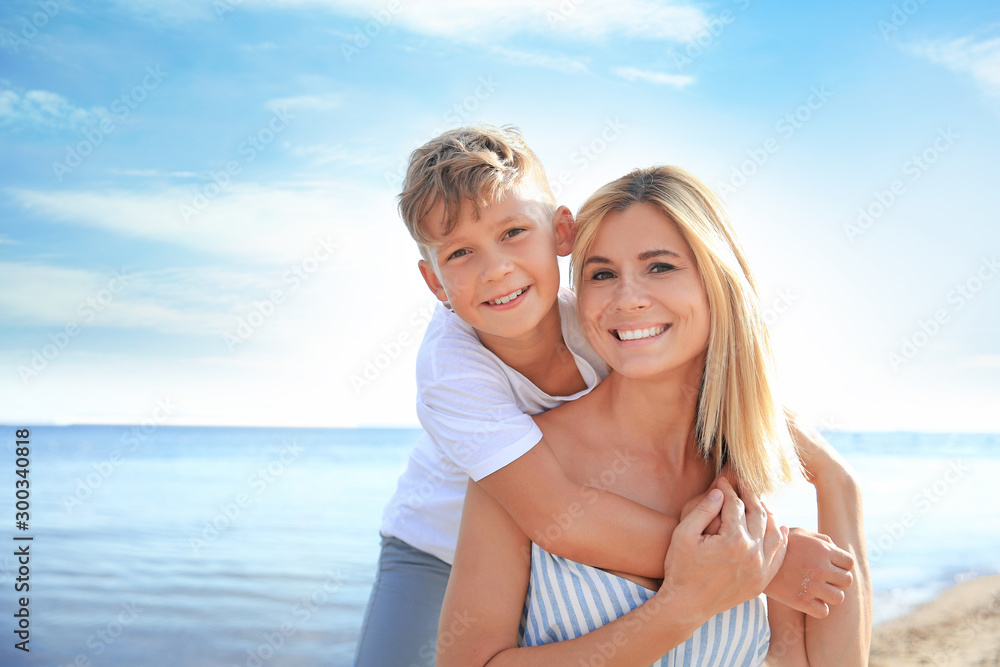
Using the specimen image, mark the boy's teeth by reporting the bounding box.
[616,325,667,341]
[492,288,525,305]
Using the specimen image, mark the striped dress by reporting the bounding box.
[519,543,770,666]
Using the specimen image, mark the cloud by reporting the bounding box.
[114,0,708,43]
[613,66,695,88]
[329,0,707,42]
[488,46,589,74]
[0,87,110,131]
[904,35,1000,98]
[287,142,386,167]
[105,168,201,178]
[0,262,243,334]
[7,182,394,264]
[960,354,1000,369]
[241,42,277,51]
[265,93,343,112]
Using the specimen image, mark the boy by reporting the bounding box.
[354,126,851,666]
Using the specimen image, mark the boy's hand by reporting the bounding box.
[764,527,855,618]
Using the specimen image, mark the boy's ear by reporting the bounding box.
[553,206,576,257]
[418,259,449,303]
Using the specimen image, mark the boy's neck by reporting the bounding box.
[474,299,585,396]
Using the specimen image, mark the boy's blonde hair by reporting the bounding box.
[572,166,800,497]
[399,125,557,262]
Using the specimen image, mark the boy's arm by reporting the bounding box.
[439,480,699,667]
[477,437,675,579]
[416,344,676,579]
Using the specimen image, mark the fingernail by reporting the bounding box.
[708,489,723,502]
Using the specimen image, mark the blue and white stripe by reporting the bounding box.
[519,543,770,666]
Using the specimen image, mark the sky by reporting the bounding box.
[1,0,997,432]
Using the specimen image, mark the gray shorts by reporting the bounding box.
[354,535,451,667]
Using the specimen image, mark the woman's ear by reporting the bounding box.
[418,259,449,303]
[553,206,576,257]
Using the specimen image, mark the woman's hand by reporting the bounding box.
[660,478,787,627]
[764,527,855,618]
[679,468,738,535]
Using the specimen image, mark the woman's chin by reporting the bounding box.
[610,357,703,385]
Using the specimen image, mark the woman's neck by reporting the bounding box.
[589,365,703,465]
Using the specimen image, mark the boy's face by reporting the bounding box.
[418,191,574,343]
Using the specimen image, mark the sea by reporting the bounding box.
[1,426,998,666]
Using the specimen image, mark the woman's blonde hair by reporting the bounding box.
[572,166,799,496]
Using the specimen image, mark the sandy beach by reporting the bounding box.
[869,574,1000,666]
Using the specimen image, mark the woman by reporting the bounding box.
[438,166,871,665]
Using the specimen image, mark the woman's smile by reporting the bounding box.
[611,323,671,342]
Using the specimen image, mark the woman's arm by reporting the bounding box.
[805,462,871,665]
[439,478,788,666]
[766,413,873,666]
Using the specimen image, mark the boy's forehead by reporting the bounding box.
[422,191,551,241]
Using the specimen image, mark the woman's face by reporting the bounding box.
[577,201,711,383]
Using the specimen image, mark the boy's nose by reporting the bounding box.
[480,252,514,283]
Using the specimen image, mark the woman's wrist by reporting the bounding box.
[650,586,709,637]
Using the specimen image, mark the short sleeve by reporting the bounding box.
[417,376,542,481]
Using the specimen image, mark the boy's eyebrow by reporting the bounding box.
[491,213,535,228]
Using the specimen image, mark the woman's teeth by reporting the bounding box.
[615,325,667,341]
[492,288,525,305]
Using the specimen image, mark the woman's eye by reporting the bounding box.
[448,248,468,260]
[590,269,615,281]
[504,228,526,239]
[650,262,676,273]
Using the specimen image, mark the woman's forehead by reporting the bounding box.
[590,203,692,258]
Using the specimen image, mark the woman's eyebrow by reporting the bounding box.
[582,255,612,267]
[637,249,681,261]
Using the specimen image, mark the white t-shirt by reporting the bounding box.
[379,288,608,565]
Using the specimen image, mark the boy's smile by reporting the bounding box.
[484,285,529,308]
[418,192,574,346]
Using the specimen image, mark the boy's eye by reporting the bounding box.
[650,262,677,273]
[503,228,526,239]
[448,248,469,260]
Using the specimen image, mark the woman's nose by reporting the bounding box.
[614,276,650,311]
